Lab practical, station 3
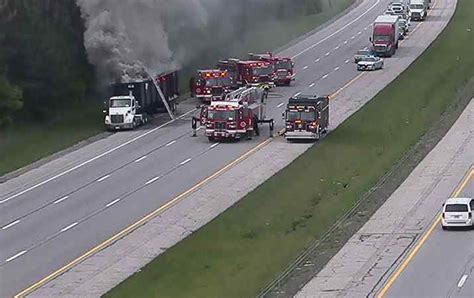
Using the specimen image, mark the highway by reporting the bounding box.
[0,0,413,296]
[383,169,474,298]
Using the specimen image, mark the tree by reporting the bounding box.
[0,75,23,126]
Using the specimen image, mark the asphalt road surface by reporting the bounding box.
[385,173,474,298]
[0,0,409,296]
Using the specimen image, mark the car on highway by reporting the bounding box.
[399,18,410,34]
[441,197,474,230]
[353,49,377,63]
[357,56,384,71]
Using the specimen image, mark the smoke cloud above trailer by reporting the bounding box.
[76,0,323,83]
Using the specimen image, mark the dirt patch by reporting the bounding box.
[261,79,474,297]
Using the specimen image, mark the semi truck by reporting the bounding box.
[248,52,295,86]
[371,15,400,57]
[192,69,233,104]
[409,0,428,21]
[217,59,275,90]
[283,95,329,141]
[104,70,179,130]
[198,87,273,141]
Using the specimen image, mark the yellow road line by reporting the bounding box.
[377,166,474,298]
[16,15,378,296]
[15,138,272,297]
[329,72,365,100]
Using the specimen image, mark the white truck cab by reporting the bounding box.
[409,0,428,21]
[104,95,146,130]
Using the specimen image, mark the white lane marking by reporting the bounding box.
[309,83,316,88]
[357,31,362,35]
[145,176,161,185]
[292,0,380,58]
[334,67,340,71]
[322,74,329,79]
[180,158,192,166]
[96,175,111,182]
[165,140,177,147]
[325,52,330,56]
[351,35,356,39]
[2,220,20,230]
[197,126,203,131]
[60,222,78,233]
[364,26,368,31]
[277,102,285,108]
[294,92,301,97]
[0,107,198,205]
[5,250,27,263]
[53,196,69,205]
[314,58,320,63]
[458,275,468,288]
[302,65,309,70]
[345,59,351,64]
[344,40,348,44]
[106,199,121,208]
[134,156,147,163]
[210,143,219,149]
[334,46,340,50]
[178,108,199,119]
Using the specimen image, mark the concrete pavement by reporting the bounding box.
[296,102,471,295]
[2,0,397,296]
[20,0,460,296]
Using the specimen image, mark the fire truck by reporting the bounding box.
[195,87,274,141]
[283,95,329,141]
[193,69,233,104]
[249,52,295,86]
[217,59,276,90]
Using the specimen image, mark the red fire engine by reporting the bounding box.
[217,59,276,89]
[193,69,233,104]
[249,52,295,86]
[194,87,274,142]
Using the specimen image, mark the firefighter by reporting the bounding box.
[189,77,195,97]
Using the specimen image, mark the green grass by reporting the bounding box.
[106,1,474,297]
[0,104,103,176]
[1,0,354,176]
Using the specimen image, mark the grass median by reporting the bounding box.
[107,1,474,297]
[0,104,103,177]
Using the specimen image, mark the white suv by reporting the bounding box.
[442,197,474,230]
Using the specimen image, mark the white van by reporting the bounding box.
[441,197,474,229]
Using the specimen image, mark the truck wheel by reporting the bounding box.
[208,136,215,142]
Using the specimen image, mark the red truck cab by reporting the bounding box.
[201,87,265,141]
[249,52,295,86]
[217,59,275,89]
[371,15,400,57]
[193,69,232,104]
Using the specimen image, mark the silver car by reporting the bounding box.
[354,49,376,63]
[357,56,384,71]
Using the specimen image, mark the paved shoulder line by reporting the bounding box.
[292,0,380,58]
[15,138,273,297]
[377,167,474,298]
[0,108,197,205]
